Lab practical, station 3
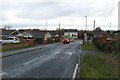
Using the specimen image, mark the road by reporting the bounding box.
[2,40,82,78]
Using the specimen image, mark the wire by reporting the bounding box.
[103,2,118,22]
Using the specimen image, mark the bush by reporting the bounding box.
[94,37,114,53]
[47,38,54,44]
[104,45,113,53]
[94,38,106,52]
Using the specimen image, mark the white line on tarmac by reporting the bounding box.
[0,72,6,76]
[24,55,46,65]
[72,64,78,80]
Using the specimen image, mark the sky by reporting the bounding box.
[0,0,119,30]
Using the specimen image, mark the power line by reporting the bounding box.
[103,2,118,22]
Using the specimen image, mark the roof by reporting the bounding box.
[17,32,34,38]
[114,32,120,36]
[18,29,49,38]
[30,30,47,38]
[1,29,20,35]
[48,31,59,36]
[64,29,78,32]
[95,31,108,36]
[18,29,32,33]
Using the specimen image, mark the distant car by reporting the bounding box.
[70,39,74,42]
[1,37,20,44]
[63,39,70,44]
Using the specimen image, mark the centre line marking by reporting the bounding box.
[0,72,6,75]
[24,55,45,64]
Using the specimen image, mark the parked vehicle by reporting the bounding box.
[1,37,20,44]
[0,40,2,44]
[63,39,70,44]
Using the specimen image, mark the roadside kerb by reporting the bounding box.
[1,42,61,58]
[1,46,45,58]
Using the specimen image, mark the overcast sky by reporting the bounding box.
[0,0,119,30]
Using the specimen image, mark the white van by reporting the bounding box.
[1,37,20,44]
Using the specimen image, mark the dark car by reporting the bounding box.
[63,39,70,44]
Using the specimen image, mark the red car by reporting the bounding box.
[63,39,70,44]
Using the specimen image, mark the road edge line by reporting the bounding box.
[72,63,78,80]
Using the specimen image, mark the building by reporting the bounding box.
[18,29,52,44]
[64,29,78,39]
[48,31,60,42]
[1,29,20,39]
[1,29,20,36]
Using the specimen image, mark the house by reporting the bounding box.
[18,29,52,44]
[29,29,51,44]
[49,31,59,38]
[1,29,20,36]
[94,31,109,37]
[64,29,78,39]
[48,31,60,42]
[0,29,20,40]
[17,31,35,45]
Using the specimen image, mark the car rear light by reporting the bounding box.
[67,39,69,41]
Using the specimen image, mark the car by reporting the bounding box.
[1,37,20,44]
[0,40,2,44]
[63,39,70,44]
[70,39,74,42]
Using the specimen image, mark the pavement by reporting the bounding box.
[1,43,60,58]
[2,40,82,78]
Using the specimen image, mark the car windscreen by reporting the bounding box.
[6,38,14,40]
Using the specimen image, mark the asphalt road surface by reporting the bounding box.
[2,40,82,78]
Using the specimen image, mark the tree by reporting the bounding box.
[95,27,102,32]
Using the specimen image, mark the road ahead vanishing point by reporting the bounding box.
[2,40,82,78]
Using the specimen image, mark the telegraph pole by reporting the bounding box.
[85,16,87,30]
[93,20,95,32]
[93,20,96,44]
[110,22,111,31]
[46,20,48,30]
[59,23,61,41]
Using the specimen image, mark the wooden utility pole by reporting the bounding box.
[59,23,61,41]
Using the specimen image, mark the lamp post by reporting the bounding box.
[85,16,87,30]
[110,22,111,31]
[46,20,48,30]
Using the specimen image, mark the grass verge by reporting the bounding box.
[1,43,35,52]
[82,43,98,51]
[80,53,118,78]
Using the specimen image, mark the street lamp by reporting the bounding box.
[110,22,111,31]
[59,23,61,41]
[85,16,87,30]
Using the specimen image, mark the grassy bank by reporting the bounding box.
[1,43,35,52]
[82,43,98,51]
[80,53,118,78]
[81,42,118,79]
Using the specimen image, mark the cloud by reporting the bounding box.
[0,0,119,30]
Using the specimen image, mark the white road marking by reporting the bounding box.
[54,51,60,55]
[0,72,6,75]
[24,55,45,64]
[65,51,74,55]
[72,64,78,80]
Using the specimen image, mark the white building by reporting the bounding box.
[64,29,78,39]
